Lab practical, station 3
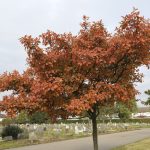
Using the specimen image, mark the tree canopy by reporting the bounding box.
[0,9,150,150]
[1,10,149,119]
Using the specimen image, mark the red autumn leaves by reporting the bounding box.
[0,9,150,119]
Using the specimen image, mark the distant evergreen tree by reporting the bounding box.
[145,90,150,105]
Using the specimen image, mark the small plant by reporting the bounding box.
[1,125,23,140]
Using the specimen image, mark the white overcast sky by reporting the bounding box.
[0,0,150,106]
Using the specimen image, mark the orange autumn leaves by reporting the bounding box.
[0,9,150,119]
[67,83,135,115]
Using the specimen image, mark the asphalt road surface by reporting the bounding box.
[7,128,150,150]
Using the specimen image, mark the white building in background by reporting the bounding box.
[132,112,150,118]
[132,107,150,118]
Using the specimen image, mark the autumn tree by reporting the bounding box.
[0,69,40,117]
[0,9,150,150]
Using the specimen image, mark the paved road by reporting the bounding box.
[7,128,150,150]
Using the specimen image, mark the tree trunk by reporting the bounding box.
[91,108,98,150]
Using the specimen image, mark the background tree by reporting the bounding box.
[98,104,116,123]
[98,99,137,123]
[1,118,15,126]
[1,111,49,125]
[15,111,29,124]
[29,111,50,124]
[116,99,137,122]
[0,9,150,150]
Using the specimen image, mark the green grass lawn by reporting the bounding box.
[112,138,150,150]
[0,139,32,150]
[0,132,88,150]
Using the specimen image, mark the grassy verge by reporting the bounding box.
[112,138,150,150]
[0,133,89,150]
[0,140,32,150]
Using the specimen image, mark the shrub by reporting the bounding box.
[1,125,23,140]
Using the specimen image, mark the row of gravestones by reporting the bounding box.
[0,122,150,141]
[24,123,92,136]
